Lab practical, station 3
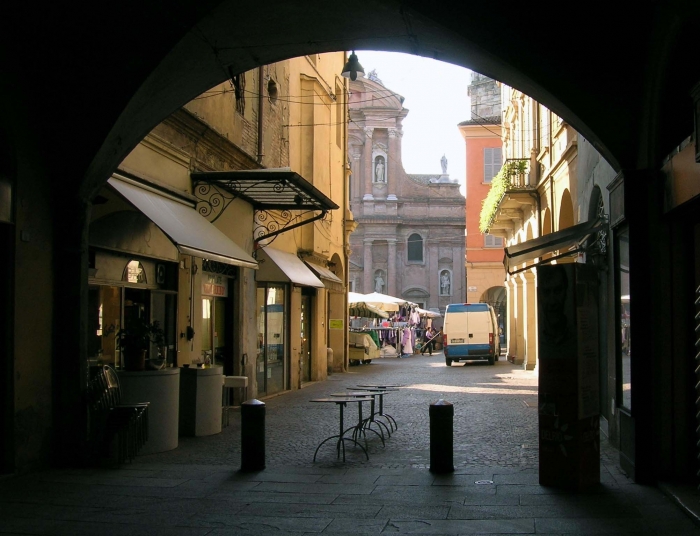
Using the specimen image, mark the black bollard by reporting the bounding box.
[429,398,454,473]
[241,399,265,472]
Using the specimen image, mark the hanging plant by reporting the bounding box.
[479,160,530,234]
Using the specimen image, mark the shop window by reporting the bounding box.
[88,257,177,369]
[616,228,631,411]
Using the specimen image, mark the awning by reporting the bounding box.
[304,261,343,292]
[349,302,389,319]
[108,176,258,269]
[256,247,324,288]
[191,168,339,211]
[504,217,606,275]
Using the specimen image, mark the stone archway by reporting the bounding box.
[559,189,575,230]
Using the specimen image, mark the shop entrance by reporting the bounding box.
[257,283,288,397]
[300,290,313,383]
[87,255,178,369]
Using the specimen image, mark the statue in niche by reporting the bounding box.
[374,156,386,183]
[440,270,451,295]
[441,154,448,174]
[374,271,385,293]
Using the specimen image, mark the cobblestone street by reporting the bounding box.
[140,352,598,471]
[1,352,697,535]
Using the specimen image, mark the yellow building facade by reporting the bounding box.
[484,85,579,370]
[87,52,351,409]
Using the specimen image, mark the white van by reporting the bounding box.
[442,303,497,366]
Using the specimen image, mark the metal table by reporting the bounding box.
[309,397,373,462]
[355,385,400,432]
[331,392,387,447]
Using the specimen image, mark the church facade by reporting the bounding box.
[347,71,466,312]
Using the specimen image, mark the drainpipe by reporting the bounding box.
[342,53,350,373]
[257,66,264,164]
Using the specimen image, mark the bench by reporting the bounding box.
[87,365,150,465]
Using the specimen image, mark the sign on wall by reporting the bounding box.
[329,319,344,330]
[202,271,228,297]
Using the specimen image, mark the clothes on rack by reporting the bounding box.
[401,327,413,356]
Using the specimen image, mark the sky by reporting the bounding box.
[354,51,473,196]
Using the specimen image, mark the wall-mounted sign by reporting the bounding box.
[468,286,477,292]
[202,271,228,297]
[329,319,344,330]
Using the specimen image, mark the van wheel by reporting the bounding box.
[445,358,452,366]
[488,354,495,366]
[362,359,372,364]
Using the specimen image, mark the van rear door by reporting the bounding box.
[444,303,493,360]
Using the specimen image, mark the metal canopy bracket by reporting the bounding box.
[504,216,608,275]
[191,168,339,247]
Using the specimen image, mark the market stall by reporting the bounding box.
[348,292,438,358]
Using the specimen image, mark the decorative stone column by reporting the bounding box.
[521,270,538,371]
[350,152,362,201]
[387,239,397,296]
[363,239,373,293]
[363,128,374,200]
[514,276,525,365]
[506,277,516,360]
[429,242,439,307]
[452,244,464,302]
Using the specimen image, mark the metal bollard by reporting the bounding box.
[241,399,265,472]
[429,398,454,473]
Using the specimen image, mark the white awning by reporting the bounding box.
[256,247,324,288]
[503,217,607,275]
[108,176,258,269]
[304,261,343,292]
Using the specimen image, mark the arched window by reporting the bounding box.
[407,233,423,262]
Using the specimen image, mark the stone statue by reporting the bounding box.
[441,154,448,174]
[440,271,451,295]
[375,157,385,182]
[374,272,385,293]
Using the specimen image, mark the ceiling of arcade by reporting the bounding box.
[5,0,698,202]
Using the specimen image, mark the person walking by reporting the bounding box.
[421,326,436,355]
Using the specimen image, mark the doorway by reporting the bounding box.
[202,297,230,371]
[256,283,288,396]
[300,291,312,383]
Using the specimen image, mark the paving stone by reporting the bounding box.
[1,356,698,535]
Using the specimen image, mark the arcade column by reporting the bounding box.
[538,263,600,490]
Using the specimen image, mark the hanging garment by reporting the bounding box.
[402,327,413,355]
[409,310,421,325]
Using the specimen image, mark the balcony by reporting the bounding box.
[479,159,538,239]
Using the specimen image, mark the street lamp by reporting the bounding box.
[341,51,365,81]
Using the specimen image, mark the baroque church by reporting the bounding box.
[348,70,466,312]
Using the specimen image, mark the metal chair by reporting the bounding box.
[87,365,150,465]
[222,375,248,427]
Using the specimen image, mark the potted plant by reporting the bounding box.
[116,317,165,371]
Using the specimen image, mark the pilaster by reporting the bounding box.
[387,239,397,296]
[363,128,374,200]
[363,239,373,293]
[521,270,537,371]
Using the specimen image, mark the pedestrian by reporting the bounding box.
[421,326,436,355]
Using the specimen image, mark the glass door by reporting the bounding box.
[300,293,312,383]
[201,297,228,368]
[256,284,287,396]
